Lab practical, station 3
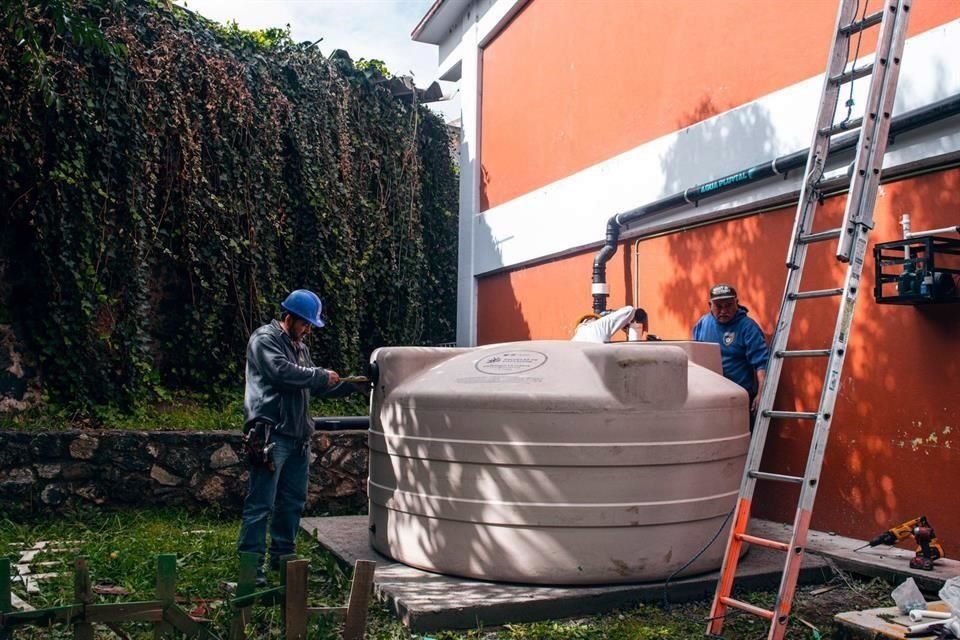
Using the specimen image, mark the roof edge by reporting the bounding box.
[411,0,445,41]
[412,0,472,45]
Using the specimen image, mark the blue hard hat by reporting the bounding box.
[281,290,325,328]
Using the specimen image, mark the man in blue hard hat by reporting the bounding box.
[237,289,344,586]
[692,283,769,431]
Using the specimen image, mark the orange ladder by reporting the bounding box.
[706,1,912,639]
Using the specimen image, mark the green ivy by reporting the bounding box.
[355,58,392,78]
[0,0,458,412]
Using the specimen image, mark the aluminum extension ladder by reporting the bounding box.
[706,1,911,639]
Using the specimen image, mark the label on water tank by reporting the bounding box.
[475,350,548,375]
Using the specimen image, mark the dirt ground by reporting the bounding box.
[642,571,899,640]
[791,575,895,636]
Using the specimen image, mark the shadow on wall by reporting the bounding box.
[658,93,783,330]
[893,54,955,115]
[661,95,779,197]
[456,121,532,345]
[473,210,532,345]
[755,173,960,549]
[652,124,960,549]
[480,163,491,213]
[813,171,960,543]
[652,90,847,531]
[469,95,781,346]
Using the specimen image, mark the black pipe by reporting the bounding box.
[591,93,960,313]
[591,216,621,314]
[314,416,370,431]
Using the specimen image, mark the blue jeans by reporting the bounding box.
[237,433,310,567]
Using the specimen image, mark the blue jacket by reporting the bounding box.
[692,306,769,396]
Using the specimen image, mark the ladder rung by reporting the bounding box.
[736,533,791,552]
[789,288,843,300]
[749,470,805,484]
[818,117,864,137]
[719,596,775,621]
[763,410,819,420]
[839,10,884,36]
[830,63,875,86]
[776,349,832,358]
[798,228,843,244]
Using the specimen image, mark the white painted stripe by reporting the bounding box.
[472,19,960,276]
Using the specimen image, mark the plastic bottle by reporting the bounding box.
[920,270,934,297]
[898,259,917,296]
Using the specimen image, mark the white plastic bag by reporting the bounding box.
[939,575,960,616]
[892,577,926,614]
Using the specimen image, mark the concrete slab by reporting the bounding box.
[302,516,832,633]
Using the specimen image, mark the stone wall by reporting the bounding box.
[0,429,368,514]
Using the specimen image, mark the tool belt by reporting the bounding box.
[242,420,276,472]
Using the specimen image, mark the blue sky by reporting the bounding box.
[175,0,459,120]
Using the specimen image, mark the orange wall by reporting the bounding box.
[476,168,960,551]
[479,0,960,210]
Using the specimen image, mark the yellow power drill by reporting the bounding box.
[858,515,945,570]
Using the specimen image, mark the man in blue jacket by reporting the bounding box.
[692,283,769,430]
[237,289,343,586]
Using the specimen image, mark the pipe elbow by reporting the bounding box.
[592,216,621,273]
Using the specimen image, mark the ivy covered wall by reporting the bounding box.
[0,0,458,409]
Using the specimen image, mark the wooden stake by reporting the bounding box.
[279,554,296,586]
[1,558,11,614]
[229,552,258,640]
[283,560,308,640]
[154,554,176,639]
[342,560,376,640]
[278,553,295,620]
[73,558,94,640]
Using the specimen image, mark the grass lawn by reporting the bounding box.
[0,392,368,432]
[1,509,894,639]
[1,508,373,639]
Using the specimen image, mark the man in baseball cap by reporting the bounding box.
[693,283,769,430]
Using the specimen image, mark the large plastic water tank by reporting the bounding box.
[368,340,748,584]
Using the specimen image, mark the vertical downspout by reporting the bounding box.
[592,215,621,314]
